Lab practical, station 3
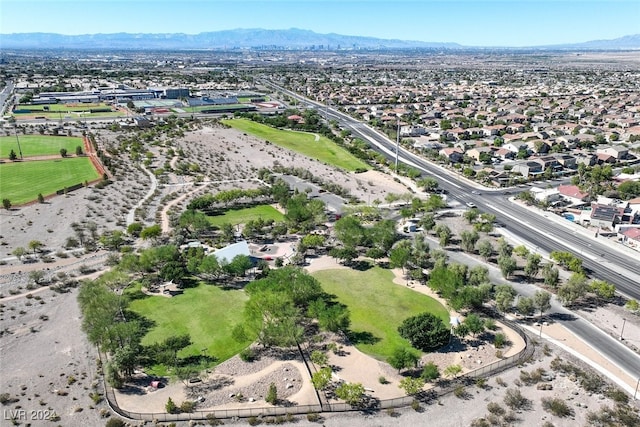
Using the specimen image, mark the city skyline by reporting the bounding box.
[1,0,639,48]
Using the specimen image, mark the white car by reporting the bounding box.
[466,202,477,208]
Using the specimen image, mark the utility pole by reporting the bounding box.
[395,118,400,172]
[620,318,627,340]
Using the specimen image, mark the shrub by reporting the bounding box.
[239,348,256,362]
[541,397,573,418]
[504,388,531,410]
[411,399,421,411]
[378,376,389,384]
[206,413,224,426]
[165,397,179,414]
[487,402,505,416]
[266,382,278,405]
[306,412,320,422]
[453,385,467,398]
[605,387,630,405]
[105,419,126,427]
[248,416,260,426]
[180,400,195,413]
[310,350,328,367]
[421,361,440,381]
[494,333,506,348]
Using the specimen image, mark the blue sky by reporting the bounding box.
[1,0,638,47]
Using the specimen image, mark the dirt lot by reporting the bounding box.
[1,121,638,426]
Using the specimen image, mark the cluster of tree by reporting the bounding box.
[330,216,400,265]
[78,276,195,388]
[238,266,350,348]
[397,312,450,352]
[571,164,614,198]
[428,263,492,311]
[187,187,270,211]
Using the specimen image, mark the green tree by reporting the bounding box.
[2,199,12,210]
[37,193,45,203]
[388,347,419,372]
[389,241,412,274]
[12,246,26,261]
[542,263,560,289]
[126,222,144,237]
[310,350,329,367]
[8,149,17,161]
[590,280,616,301]
[477,240,493,260]
[75,145,83,156]
[498,255,517,279]
[28,240,44,255]
[165,397,179,414]
[558,273,589,306]
[435,224,452,247]
[517,296,535,317]
[495,284,516,313]
[463,313,485,337]
[460,230,480,253]
[533,290,552,318]
[60,148,68,157]
[398,312,450,351]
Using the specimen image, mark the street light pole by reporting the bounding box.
[620,318,626,340]
[14,125,23,159]
[635,377,639,400]
[395,118,399,172]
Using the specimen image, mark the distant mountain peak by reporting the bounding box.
[1,29,638,50]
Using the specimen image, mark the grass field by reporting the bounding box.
[207,205,285,227]
[128,283,252,374]
[13,103,124,119]
[224,118,369,172]
[0,157,100,204]
[0,135,84,158]
[313,266,449,360]
[15,103,108,112]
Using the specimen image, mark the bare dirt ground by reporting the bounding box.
[1,121,639,426]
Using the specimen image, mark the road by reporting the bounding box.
[263,80,640,300]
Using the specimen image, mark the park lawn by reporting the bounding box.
[313,266,449,360]
[0,135,84,158]
[207,204,285,227]
[224,118,369,172]
[128,283,253,374]
[0,157,100,204]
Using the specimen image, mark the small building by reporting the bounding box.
[213,241,251,264]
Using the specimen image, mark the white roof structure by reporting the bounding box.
[213,241,251,263]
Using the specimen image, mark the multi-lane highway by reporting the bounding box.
[264,80,640,300]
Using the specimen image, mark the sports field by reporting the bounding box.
[0,157,100,204]
[12,103,124,119]
[224,118,369,172]
[207,205,285,227]
[313,266,449,360]
[128,283,253,374]
[0,135,84,158]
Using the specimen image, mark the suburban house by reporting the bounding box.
[558,185,589,205]
[532,155,560,171]
[618,227,640,251]
[439,147,464,163]
[511,161,543,177]
[554,154,577,170]
[466,146,494,163]
[628,197,640,215]
[596,146,629,160]
[588,204,625,230]
[530,186,561,203]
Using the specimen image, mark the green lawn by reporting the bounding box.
[313,266,449,360]
[128,283,252,373]
[0,157,100,204]
[15,103,108,112]
[0,135,84,158]
[224,118,369,172]
[207,205,285,227]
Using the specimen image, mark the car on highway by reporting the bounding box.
[471,190,481,195]
[466,202,476,208]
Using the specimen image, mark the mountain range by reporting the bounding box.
[1,29,639,50]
